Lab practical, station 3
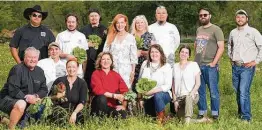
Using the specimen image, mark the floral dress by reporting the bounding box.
[103,33,138,89]
[132,32,156,91]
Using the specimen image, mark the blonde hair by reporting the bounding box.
[106,14,129,45]
[95,52,114,70]
[130,15,149,36]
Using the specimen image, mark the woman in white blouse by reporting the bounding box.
[139,44,172,124]
[103,14,138,89]
[172,45,201,124]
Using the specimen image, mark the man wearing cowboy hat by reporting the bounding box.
[10,5,55,64]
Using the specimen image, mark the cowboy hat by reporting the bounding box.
[23,5,48,20]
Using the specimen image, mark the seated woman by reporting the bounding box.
[172,45,201,124]
[49,58,88,124]
[139,44,172,124]
[90,52,129,119]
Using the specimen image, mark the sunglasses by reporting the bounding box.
[32,13,42,18]
[199,14,209,18]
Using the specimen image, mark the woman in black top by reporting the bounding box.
[49,58,88,125]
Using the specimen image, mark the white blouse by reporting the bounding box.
[173,61,200,97]
[139,60,173,98]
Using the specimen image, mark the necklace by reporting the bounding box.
[150,62,160,74]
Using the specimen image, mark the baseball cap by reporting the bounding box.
[236,9,248,16]
[48,42,60,49]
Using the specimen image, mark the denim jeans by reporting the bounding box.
[144,91,171,116]
[232,65,255,121]
[18,104,45,128]
[198,64,220,116]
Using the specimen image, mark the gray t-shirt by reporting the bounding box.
[195,24,224,65]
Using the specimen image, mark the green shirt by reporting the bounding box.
[195,24,224,65]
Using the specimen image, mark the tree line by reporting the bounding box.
[1,1,262,38]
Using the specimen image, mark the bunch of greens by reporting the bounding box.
[135,36,144,49]
[124,90,137,102]
[136,78,157,99]
[88,35,102,49]
[71,47,87,64]
[27,97,53,119]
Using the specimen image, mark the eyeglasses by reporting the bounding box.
[199,14,209,18]
[32,13,42,18]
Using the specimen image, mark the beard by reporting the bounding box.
[67,28,76,31]
[236,21,248,27]
[157,21,165,25]
[200,18,210,26]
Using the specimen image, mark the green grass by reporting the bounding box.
[1,43,262,129]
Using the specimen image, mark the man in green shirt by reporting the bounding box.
[194,8,224,121]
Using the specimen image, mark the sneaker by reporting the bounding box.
[212,115,219,121]
[197,115,204,119]
[184,117,191,125]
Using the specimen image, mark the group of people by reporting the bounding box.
[0,4,261,130]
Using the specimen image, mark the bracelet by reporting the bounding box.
[34,94,39,98]
[112,93,115,99]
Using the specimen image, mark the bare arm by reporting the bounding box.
[191,72,201,94]
[10,47,21,64]
[210,41,224,66]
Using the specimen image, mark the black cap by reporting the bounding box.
[88,8,100,16]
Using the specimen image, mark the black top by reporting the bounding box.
[80,24,107,91]
[50,76,88,109]
[0,63,48,99]
[9,24,55,61]
[80,23,107,55]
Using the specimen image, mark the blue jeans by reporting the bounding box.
[232,65,255,121]
[198,64,220,116]
[154,92,171,112]
[144,92,171,116]
[18,104,45,128]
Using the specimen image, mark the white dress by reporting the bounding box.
[103,33,138,88]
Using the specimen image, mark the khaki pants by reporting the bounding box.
[176,94,199,118]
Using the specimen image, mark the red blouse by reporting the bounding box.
[91,70,128,108]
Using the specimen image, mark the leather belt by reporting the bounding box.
[233,61,244,67]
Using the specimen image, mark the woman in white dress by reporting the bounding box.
[103,14,138,89]
[172,45,201,124]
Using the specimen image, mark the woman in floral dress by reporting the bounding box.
[103,14,138,89]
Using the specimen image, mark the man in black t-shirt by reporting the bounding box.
[9,5,55,64]
[80,8,107,93]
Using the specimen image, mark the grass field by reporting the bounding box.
[0,43,262,130]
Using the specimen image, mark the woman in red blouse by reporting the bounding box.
[91,52,129,118]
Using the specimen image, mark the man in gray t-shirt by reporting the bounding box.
[194,8,224,121]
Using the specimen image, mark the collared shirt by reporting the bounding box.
[56,30,88,78]
[149,22,180,65]
[91,70,128,108]
[228,24,262,64]
[0,63,48,99]
[37,58,67,92]
[56,30,88,54]
[9,24,55,61]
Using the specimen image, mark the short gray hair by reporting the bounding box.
[24,47,40,57]
[156,5,166,13]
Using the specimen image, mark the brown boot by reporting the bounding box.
[157,110,165,125]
